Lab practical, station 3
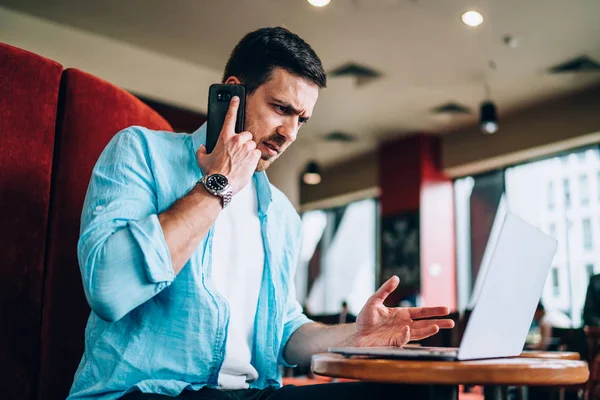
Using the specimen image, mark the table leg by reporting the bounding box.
[484,386,508,400]
[429,385,459,400]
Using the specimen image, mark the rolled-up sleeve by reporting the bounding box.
[277,222,312,367]
[78,127,175,322]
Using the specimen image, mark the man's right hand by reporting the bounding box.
[196,96,261,195]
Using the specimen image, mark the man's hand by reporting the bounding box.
[347,276,455,347]
[196,96,261,195]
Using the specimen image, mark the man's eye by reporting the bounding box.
[275,105,288,113]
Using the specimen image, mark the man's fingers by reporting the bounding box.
[222,96,240,136]
[234,131,253,143]
[407,306,450,320]
[394,326,410,347]
[411,319,455,330]
[369,276,400,306]
[410,325,440,341]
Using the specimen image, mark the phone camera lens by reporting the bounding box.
[217,91,232,102]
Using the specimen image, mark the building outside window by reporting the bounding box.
[580,175,589,206]
[455,146,600,327]
[583,218,593,251]
[548,182,555,210]
[564,178,571,209]
[552,267,560,297]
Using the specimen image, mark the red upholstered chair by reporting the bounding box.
[38,68,173,400]
[0,43,62,400]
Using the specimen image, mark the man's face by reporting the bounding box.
[227,68,319,172]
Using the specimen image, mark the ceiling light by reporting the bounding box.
[480,101,499,134]
[462,11,484,27]
[502,34,519,49]
[302,161,322,185]
[307,0,331,7]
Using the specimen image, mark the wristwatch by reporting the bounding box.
[199,173,233,208]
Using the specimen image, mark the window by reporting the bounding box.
[551,267,560,297]
[456,145,600,327]
[547,182,555,210]
[300,198,378,315]
[548,223,557,239]
[587,264,595,280]
[563,179,571,208]
[583,218,593,250]
[597,172,600,202]
[453,171,505,311]
[580,175,589,206]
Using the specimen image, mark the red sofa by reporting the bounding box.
[0,43,172,400]
[0,43,62,400]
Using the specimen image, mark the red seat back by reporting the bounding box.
[0,43,62,400]
[39,68,172,400]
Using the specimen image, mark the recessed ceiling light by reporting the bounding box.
[307,0,331,7]
[461,11,484,27]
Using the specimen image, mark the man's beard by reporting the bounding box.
[256,158,271,172]
[254,132,288,172]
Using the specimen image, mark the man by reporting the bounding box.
[69,27,454,400]
[338,301,357,324]
[526,302,553,350]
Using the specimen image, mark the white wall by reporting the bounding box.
[0,6,220,113]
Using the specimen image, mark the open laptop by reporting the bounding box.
[329,198,558,361]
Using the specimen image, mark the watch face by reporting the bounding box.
[206,174,228,191]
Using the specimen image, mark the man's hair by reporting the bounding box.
[223,27,327,94]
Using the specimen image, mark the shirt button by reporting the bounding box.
[95,206,104,211]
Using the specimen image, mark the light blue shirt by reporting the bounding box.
[68,124,310,399]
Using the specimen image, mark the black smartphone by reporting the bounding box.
[206,84,246,153]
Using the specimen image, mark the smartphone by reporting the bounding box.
[206,84,246,153]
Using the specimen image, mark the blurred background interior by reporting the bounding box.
[1,0,600,399]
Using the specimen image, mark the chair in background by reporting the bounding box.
[585,327,600,400]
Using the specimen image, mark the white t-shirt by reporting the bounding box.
[211,180,264,390]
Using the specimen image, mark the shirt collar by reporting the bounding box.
[191,123,272,215]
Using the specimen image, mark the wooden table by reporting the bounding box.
[311,353,589,400]
[519,350,580,360]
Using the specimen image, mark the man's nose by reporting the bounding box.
[277,118,298,143]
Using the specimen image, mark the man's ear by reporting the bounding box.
[224,76,242,85]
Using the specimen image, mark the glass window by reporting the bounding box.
[580,175,589,206]
[583,218,593,250]
[563,179,571,208]
[597,172,600,202]
[302,198,378,316]
[547,182,555,210]
[551,267,560,297]
[587,264,595,280]
[455,145,600,327]
[549,223,557,239]
[453,171,505,311]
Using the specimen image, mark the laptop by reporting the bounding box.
[329,199,558,361]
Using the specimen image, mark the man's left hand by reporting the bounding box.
[346,276,455,348]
